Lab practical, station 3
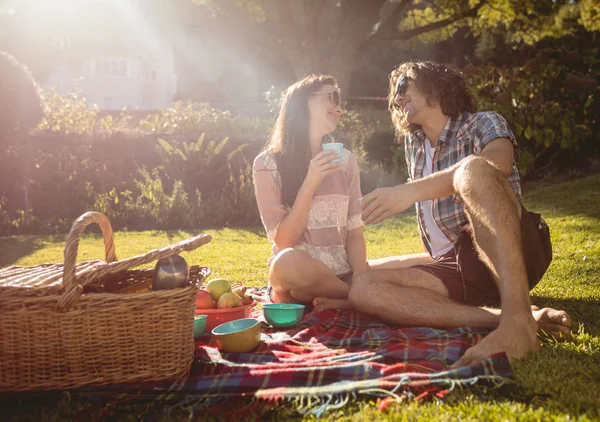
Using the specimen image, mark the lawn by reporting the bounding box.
[1,174,599,421]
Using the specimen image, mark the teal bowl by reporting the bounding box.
[212,318,261,353]
[263,303,305,328]
[193,314,208,339]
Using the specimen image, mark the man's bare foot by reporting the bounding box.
[532,307,572,341]
[312,297,353,312]
[451,316,539,368]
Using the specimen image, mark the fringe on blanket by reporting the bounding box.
[253,374,512,417]
[169,373,513,418]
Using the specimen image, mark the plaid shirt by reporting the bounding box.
[405,111,522,257]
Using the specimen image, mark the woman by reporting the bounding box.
[253,74,366,311]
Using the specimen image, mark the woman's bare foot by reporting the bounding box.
[532,307,572,340]
[312,297,353,311]
[452,315,539,368]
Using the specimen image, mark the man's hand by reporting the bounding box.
[361,184,416,225]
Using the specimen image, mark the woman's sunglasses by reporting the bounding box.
[311,89,341,106]
[392,76,410,109]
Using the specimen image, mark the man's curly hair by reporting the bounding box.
[388,61,477,136]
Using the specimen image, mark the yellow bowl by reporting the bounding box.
[212,318,261,353]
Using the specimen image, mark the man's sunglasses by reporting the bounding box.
[392,76,410,108]
[311,89,341,106]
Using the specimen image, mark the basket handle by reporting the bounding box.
[60,212,118,307]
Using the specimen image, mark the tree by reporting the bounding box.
[0,51,43,146]
[0,51,43,227]
[189,0,588,94]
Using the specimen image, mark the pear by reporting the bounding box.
[206,278,231,302]
[217,292,243,309]
[232,285,247,299]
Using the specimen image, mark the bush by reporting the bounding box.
[0,128,265,234]
[139,102,273,137]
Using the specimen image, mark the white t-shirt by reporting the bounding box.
[421,140,454,259]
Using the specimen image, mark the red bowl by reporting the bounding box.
[195,301,256,332]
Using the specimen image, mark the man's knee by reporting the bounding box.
[453,156,497,195]
[453,155,521,215]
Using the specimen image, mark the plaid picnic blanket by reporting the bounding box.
[81,287,512,417]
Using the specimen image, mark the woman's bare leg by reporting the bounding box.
[269,248,350,304]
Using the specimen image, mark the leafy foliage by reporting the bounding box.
[465,29,599,175]
[38,89,100,134]
[139,101,271,135]
[0,86,268,234]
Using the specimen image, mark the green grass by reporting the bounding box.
[1,174,600,421]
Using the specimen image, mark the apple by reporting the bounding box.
[195,289,213,309]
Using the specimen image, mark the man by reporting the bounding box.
[351,61,571,367]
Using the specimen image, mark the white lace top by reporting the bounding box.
[253,148,363,275]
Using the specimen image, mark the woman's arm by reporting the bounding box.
[253,150,341,249]
[346,227,367,274]
[272,186,314,249]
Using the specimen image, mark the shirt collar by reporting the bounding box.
[407,112,464,145]
[438,113,457,145]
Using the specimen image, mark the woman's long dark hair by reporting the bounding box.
[265,74,337,207]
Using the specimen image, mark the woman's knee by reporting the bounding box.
[269,248,312,288]
[269,248,294,281]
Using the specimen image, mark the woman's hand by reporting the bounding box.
[301,150,342,194]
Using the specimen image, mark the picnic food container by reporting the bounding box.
[212,318,261,353]
[0,211,212,392]
[153,254,190,290]
[263,303,305,328]
[195,300,256,332]
[194,314,208,339]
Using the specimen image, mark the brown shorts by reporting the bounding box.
[412,205,552,307]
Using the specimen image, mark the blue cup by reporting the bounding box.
[322,143,344,163]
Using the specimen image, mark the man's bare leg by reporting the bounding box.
[450,156,568,366]
[269,248,350,304]
[312,253,434,311]
[368,252,435,270]
[349,268,501,329]
[348,269,571,352]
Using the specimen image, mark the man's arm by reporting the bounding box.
[346,227,367,275]
[362,138,515,224]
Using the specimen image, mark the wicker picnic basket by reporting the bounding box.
[0,211,212,392]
